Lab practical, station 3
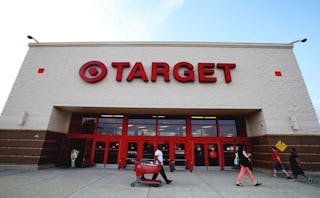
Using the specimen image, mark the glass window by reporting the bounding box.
[174,143,185,166]
[81,117,97,134]
[191,119,217,137]
[126,142,137,164]
[223,144,235,166]
[219,120,237,137]
[158,119,186,136]
[128,118,156,136]
[94,142,106,163]
[97,118,123,135]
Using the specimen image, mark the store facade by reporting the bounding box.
[0,41,319,171]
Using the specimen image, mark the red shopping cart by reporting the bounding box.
[130,160,161,187]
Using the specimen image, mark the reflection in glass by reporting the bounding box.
[107,142,119,164]
[219,120,237,137]
[191,119,217,137]
[142,142,154,160]
[208,144,219,166]
[194,144,205,166]
[128,119,156,136]
[97,118,123,135]
[224,144,236,166]
[174,143,185,166]
[94,142,105,163]
[158,119,186,136]
[81,117,97,134]
[127,142,137,164]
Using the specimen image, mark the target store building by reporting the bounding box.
[0,41,319,171]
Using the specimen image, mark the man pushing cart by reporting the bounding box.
[131,144,173,187]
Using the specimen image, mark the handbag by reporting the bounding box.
[234,153,239,165]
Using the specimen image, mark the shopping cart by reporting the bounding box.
[130,160,161,187]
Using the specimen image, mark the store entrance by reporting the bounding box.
[66,114,250,170]
[124,140,173,168]
[194,143,219,169]
[93,140,119,167]
[142,141,170,164]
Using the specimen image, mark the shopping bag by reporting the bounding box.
[234,153,239,165]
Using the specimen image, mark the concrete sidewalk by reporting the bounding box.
[0,167,319,198]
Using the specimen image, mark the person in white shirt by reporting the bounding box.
[152,145,173,184]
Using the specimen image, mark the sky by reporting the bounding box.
[0,0,319,122]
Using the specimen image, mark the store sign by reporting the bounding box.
[79,61,236,83]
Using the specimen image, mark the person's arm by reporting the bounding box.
[155,155,160,163]
[242,150,252,158]
[276,155,283,164]
[295,157,302,167]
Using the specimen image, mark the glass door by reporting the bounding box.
[174,143,186,166]
[94,141,106,166]
[126,142,138,165]
[142,142,154,161]
[82,139,94,168]
[223,144,235,166]
[207,144,219,168]
[107,142,119,164]
[194,144,205,166]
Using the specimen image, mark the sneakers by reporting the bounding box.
[236,183,242,186]
[166,180,173,184]
[308,177,312,182]
[286,176,292,179]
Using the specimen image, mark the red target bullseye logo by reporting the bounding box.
[79,61,107,83]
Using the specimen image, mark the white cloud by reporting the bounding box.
[0,0,185,113]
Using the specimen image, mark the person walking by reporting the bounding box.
[70,149,79,168]
[152,145,173,184]
[271,146,291,178]
[236,145,261,186]
[289,147,312,182]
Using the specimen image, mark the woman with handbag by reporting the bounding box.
[236,145,261,186]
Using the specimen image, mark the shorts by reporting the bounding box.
[272,162,284,171]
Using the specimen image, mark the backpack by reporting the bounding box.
[234,153,239,165]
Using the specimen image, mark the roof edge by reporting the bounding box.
[28,41,293,49]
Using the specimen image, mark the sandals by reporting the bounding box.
[254,182,262,186]
[236,182,262,186]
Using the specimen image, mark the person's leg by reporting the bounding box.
[159,165,172,184]
[301,173,312,182]
[293,173,298,181]
[272,168,277,177]
[236,166,246,185]
[245,167,261,186]
[245,167,257,184]
[272,163,277,177]
[71,159,75,168]
[281,168,291,178]
[152,172,159,180]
